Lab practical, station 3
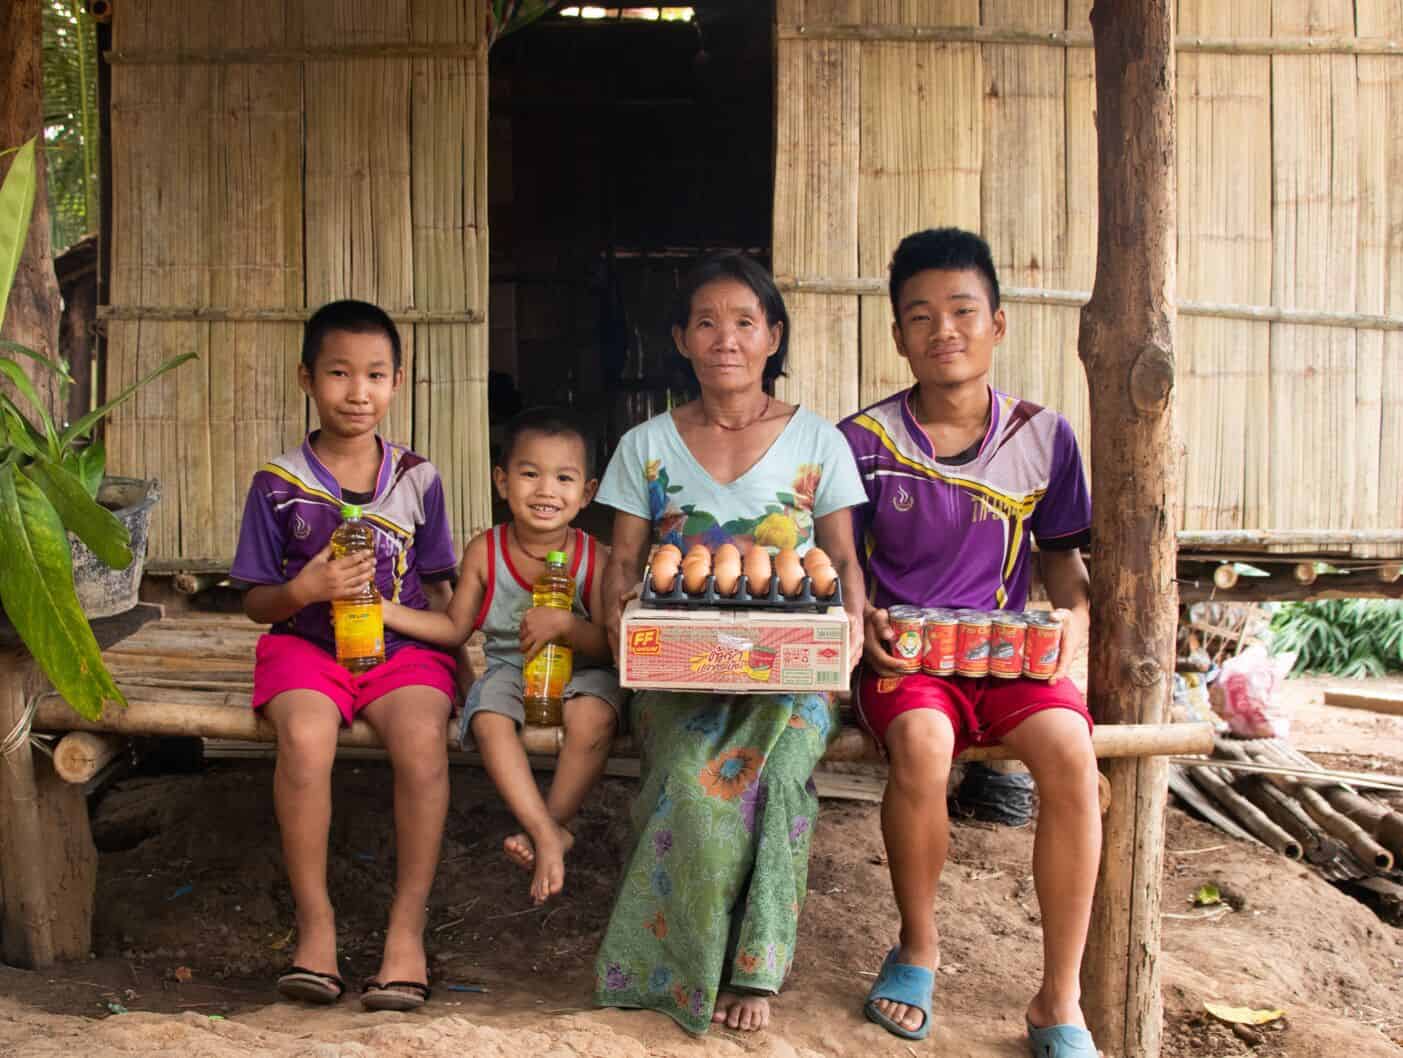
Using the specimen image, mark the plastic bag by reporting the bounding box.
[1209,645,1295,739]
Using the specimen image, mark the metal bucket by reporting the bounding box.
[71,476,161,620]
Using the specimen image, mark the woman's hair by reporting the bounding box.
[301,299,403,372]
[669,253,790,393]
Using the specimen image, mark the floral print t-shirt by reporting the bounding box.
[596,405,867,555]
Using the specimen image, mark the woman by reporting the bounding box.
[593,254,867,1034]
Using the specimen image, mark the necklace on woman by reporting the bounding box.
[702,394,771,432]
[510,523,569,563]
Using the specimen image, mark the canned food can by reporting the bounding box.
[1023,612,1062,680]
[955,610,992,677]
[887,605,925,673]
[921,608,958,675]
[989,613,1027,679]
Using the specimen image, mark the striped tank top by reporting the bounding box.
[473,524,599,669]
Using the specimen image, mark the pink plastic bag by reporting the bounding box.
[1210,645,1295,739]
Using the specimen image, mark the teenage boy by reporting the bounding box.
[838,228,1101,1057]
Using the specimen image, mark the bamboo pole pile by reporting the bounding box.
[1174,735,1403,884]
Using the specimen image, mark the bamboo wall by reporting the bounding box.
[105,0,490,565]
[772,0,1403,552]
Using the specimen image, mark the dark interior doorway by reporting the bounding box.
[487,2,774,529]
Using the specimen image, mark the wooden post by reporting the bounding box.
[0,650,57,966]
[1077,3,1178,1057]
[0,0,65,413]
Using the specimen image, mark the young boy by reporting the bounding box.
[381,406,622,906]
[231,300,461,1012]
[839,229,1102,1055]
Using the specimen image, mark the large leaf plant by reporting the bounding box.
[1,138,193,719]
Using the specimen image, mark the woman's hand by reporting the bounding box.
[863,604,907,677]
[520,606,575,663]
[1048,606,1089,686]
[292,543,375,605]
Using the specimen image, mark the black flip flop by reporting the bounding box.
[276,965,346,1005]
[361,978,431,1012]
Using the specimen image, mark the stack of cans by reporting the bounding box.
[887,606,1062,679]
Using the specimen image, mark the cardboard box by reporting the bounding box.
[620,597,850,693]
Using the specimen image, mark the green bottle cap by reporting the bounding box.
[547,550,567,565]
[340,504,363,520]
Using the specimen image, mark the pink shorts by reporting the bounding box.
[252,633,457,726]
[855,667,1092,756]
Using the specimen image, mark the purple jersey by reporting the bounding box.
[230,434,458,657]
[838,387,1090,612]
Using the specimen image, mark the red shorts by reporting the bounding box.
[251,633,457,726]
[855,667,1092,756]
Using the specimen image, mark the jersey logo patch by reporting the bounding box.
[892,485,913,512]
[291,513,311,540]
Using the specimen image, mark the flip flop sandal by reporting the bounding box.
[276,966,346,1005]
[361,978,431,1012]
[863,947,934,1041]
[1027,1020,1100,1057]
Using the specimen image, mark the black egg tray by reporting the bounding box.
[640,568,843,612]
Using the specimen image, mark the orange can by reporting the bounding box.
[1023,612,1062,680]
[955,610,992,678]
[887,606,924,673]
[921,608,958,675]
[989,613,1027,679]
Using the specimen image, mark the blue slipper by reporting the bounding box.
[1027,1020,1099,1057]
[863,947,934,1041]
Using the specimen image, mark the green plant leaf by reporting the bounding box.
[0,358,59,454]
[0,138,39,333]
[21,456,130,569]
[63,438,104,498]
[0,339,72,380]
[60,351,197,449]
[0,462,125,721]
[1,402,43,458]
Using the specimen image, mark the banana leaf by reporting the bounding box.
[0,462,125,721]
[0,139,38,332]
[22,455,131,569]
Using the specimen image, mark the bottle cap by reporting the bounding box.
[340,504,363,520]
[547,550,567,565]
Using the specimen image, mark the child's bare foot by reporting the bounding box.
[713,991,770,1032]
[290,910,340,978]
[371,922,429,993]
[506,823,574,904]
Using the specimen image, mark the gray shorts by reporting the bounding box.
[458,663,627,746]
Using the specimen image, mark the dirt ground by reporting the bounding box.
[2,675,1402,1058]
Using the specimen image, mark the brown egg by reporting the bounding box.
[802,547,832,576]
[656,543,682,563]
[809,562,839,598]
[681,554,711,594]
[650,549,681,593]
[712,543,742,596]
[743,546,773,597]
[775,548,804,597]
[684,544,710,566]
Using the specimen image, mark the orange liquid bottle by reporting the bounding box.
[522,550,573,726]
[329,504,385,673]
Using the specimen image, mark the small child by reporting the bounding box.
[230,300,461,1011]
[382,406,623,905]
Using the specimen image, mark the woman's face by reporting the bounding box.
[673,278,782,398]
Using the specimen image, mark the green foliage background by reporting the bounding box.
[42,0,99,253]
[1269,599,1403,679]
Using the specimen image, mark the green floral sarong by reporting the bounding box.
[593,689,838,1034]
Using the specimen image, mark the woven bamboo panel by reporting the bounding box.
[1355,0,1403,555]
[1176,2,1272,532]
[773,0,860,421]
[108,0,491,563]
[1270,0,1360,536]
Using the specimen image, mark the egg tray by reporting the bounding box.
[640,568,843,612]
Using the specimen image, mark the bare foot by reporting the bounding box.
[713,991,771,1032]
[372,923,428,991]
[871,943,938,1036]
[509,822,575,904]
[290,910,340,979]
[1026,991,1088,1032]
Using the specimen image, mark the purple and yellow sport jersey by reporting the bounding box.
[838,387,1091,613]
[230,434,458,657]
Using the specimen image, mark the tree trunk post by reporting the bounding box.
[1077,3,1179,1057]
[0,0,66,415]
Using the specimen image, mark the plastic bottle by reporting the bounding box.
[522,550,574,726]
[329,504,385,673]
